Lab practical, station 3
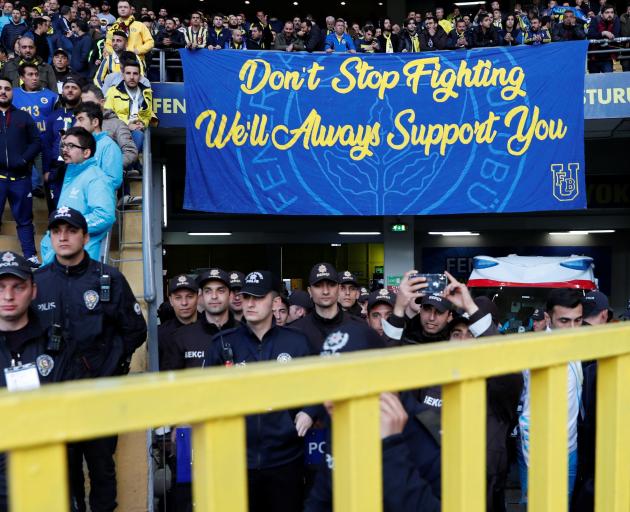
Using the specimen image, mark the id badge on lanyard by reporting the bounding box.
[4,362,40,392]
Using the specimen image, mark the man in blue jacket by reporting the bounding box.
[0,8,26,53]
[39,127,115,264]
[207,13,231,49]
[42,74,83,211]
[73,101,122,191]
[206,270,319,512]
[70,19,92,77]
[0,78,41,265]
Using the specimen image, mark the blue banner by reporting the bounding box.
[181,42,588,216]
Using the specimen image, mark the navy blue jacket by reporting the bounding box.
[206,322,319,469]
[0,106,41,177]
[42,105,74,175]
[304,391,441,512]
[0,21,27,53]
[33,253,147,380]
[290,309,385,355]
[207,27,231,48]
[0,312,69,511]
[70,33,92,76]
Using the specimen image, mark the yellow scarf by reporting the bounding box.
[410,33,419,52]
[384,32,393,53]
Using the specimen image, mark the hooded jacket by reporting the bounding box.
[102,108,138,168]
[40,157,116,264]
[93,131,123,190]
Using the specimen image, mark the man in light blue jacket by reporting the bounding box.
[73,101,123,191]
[40,127,115,264]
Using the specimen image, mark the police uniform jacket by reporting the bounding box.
[303,390,441,512]
[0,312,68,509]
[33,253,147,380]
[157,316,186,370]
[290,309,385,355]
[206,323,320,470]
[162,312,238,370]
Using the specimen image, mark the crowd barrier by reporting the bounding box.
[146,38,630,83]
[2,323,629,511]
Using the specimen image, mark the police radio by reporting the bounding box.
[100,274,111,302]
[47,323,64,353]
[100,261,111,303]
[220,338,234,367]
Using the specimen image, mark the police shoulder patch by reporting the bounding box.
[276,352,292,363]
[83,290,99,310]
[36,354,54,377]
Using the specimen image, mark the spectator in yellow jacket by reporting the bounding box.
[95,30,144,87]
[104,0,153,61]
[104,61,157,152]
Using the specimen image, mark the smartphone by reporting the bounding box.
[411,273,447,298]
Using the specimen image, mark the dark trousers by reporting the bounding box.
[247,458,305,512]
[46,163,65,213]
[68,436,118,512]
[587,60,613,73]
[0,176,35,258]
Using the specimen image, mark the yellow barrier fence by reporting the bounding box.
[2,323,630,512]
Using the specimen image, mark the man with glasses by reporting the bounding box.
[39,126,115,265]
[42,75,84,211]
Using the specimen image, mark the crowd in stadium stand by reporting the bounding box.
[0,0,157,266]
[158,2,630,73]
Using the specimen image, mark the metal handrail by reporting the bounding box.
[148,40,630,82]
[99,228,112,265]
[142,128,155,304]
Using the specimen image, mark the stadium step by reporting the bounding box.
[0,234,44,252]
[0,220,49,237]
[0,196,48,254]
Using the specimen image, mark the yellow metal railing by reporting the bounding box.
[2,323,630,512]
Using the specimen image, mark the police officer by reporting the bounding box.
[366,288,397,345]
[357,286,369,318]
[286,289,313,324]
[0,251,69,512]
[32,206,147,512]
[291,263,385,355]
[163,268,238,370]
[207,271,319,512]
[158,274,198,370]
[338,270,361,317]
[531,308,547,332]
[228,270,245,322]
